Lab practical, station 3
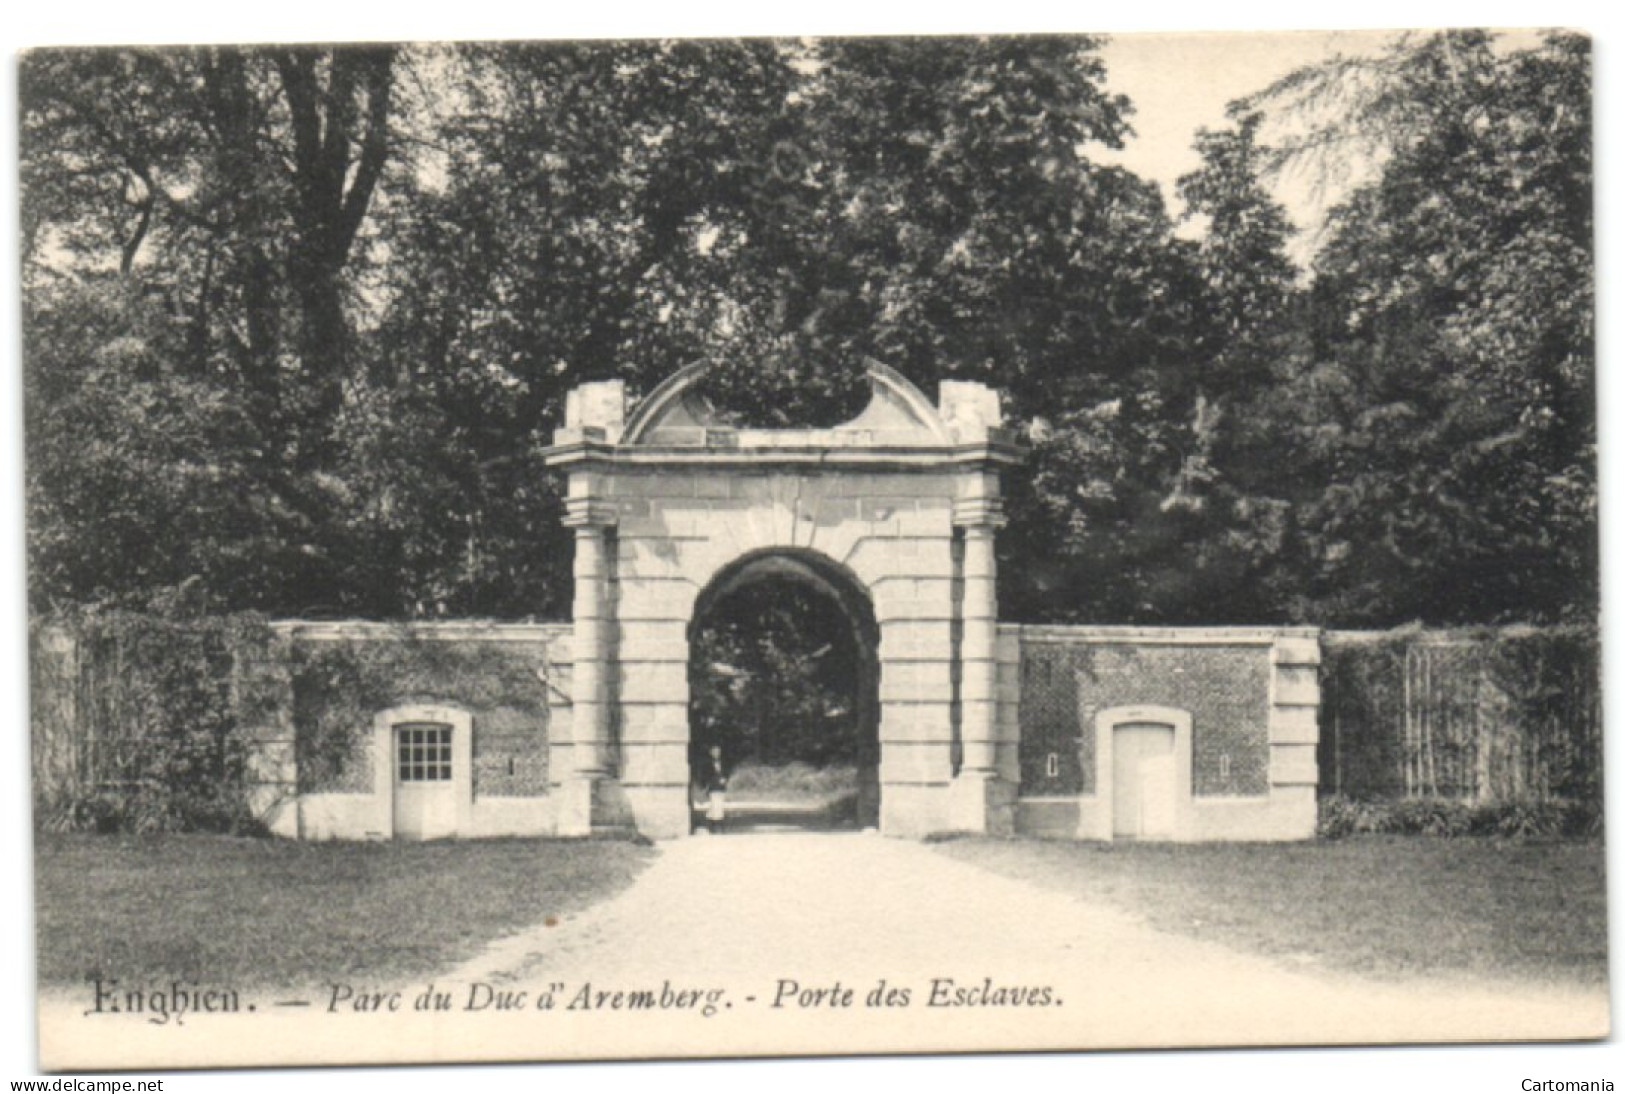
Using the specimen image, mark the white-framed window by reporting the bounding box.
[396,723,453,783]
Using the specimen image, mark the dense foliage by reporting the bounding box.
[1239,32,1595,624]
[22,32,1595,627]
[688,579,871,770]
[1317,794,1601,840]
[31,604,274,833]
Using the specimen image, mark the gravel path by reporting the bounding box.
[38,831,1607,1068]
[439,831,1608,1055]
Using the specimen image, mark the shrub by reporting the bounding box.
[1387,797,1474,837]
[1318,794,1391,838]
[722,760,859,803]
[41,784,267,836]
[1469,798,1601,840]
[37,787,131,834]
[1319,794,1603,841]
[1563,798,1605,839]
[1496,801,1564,839]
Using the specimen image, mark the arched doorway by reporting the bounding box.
[687,550,880,832]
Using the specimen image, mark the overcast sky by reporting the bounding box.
[1096,29,1391,238]
[1098,31,1379,187]
[1096,27,1553,259]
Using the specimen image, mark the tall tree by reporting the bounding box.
[23,45,401,612]
[705,35,1190,423]
[23,280,274,610]
[717,37,1218,623]
[370,37,1213,620]
[1144,110,1315,622]
[24,33,1590,627]
[362,40,803,616]
[1246,31,1594,623]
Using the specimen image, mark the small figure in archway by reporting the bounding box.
[699,743,730,833]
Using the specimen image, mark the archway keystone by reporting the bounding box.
[545,361,1026,838]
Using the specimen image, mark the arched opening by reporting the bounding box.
[687,550,881,833]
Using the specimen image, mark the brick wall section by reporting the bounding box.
[1017,643,1091,795]
[1017,630,1277,798]
[471,705,553,796]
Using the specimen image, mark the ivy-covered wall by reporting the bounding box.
[30,617,574,834]
[30,610,279,833]
[281,623,571,798]
[1320,628,1601,805]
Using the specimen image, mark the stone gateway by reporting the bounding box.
[543,361,1026,839]
[254,361,1319,841]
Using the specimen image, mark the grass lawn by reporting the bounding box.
[934,836,1608,988]
[35,833,654,990]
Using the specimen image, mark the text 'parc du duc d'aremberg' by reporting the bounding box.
[82,976,1062,1025]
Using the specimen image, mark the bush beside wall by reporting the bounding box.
[1317,793,1602,840]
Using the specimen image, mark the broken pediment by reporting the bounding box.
[603,360,1007,449]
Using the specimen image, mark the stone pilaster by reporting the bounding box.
[558,497,620,835]
[948,493,1014,834]
[1268,632,1322,753]
[544,365,1028,841]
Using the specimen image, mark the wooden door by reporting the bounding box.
[1112,723,1176,839]
[393,723,456,839]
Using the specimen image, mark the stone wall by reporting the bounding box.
[33,611,1320,842]
[247,618,1319,841]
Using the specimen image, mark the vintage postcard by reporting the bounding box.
[16,23,1608,1081]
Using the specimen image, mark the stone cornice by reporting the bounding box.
[1013,625,1322,646]
[542,438,1027,473]
[269,620,573,642]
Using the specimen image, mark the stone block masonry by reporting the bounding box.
[544,360,1027,839]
